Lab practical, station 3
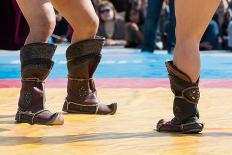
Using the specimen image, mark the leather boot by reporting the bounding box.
[63,37,117,115]
[157,61,204,133]
[15,43,64,125]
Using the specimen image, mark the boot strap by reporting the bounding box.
[68,77,93,81]
[21,78,44,83]
[65,98,99,114]
[68,77,96,91]
[17,108,50,124]
[175,86,200,104]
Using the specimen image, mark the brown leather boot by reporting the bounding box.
[63,37,117,115]
[156,61,204,133]
[15,43,64,125]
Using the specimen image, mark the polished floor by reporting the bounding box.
[0,88,232,155]
[1,47,232,155]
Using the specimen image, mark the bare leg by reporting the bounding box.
[51,0,117,115]
[174,0,221,82]
[51,0,99,42]
[157,0,221,133]
[16,0,56,44]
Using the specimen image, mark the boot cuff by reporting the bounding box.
[66,36,105,61]
[20,43,56,63]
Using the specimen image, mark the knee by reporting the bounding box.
[85,14,99,36]
[29,13,56,38]
[175,24,202,44]
[74,14,99,37]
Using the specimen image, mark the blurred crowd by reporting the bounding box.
[92,0,232,51]
[2,0,232,51]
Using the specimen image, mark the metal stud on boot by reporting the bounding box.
[15,43,64,125]
[63,37,117,115]
[156,61,204,133]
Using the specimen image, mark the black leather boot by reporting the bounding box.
[157,61,204,133]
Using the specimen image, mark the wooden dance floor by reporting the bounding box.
[1,47,232,154]
[0,88,232,155]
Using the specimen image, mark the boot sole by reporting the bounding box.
[182,122,204,134]
[62,101,117,115]
[15,111,64,125]
[156,119,204,134]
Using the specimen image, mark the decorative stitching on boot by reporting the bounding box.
[31,109,50,124]
[182,86,200,103]
[95,104,100,114]
[68,78,94,100]
[67,77,95,87]
[22,78,44,83]
[23,92,33,107]
[65,98,98,107]
[17,109,50,124]
[68,78,93,81]
[65,98,98,113]
[78,86,88,100]
[175,86,200,104]
[180,121,204,132]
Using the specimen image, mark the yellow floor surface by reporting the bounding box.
[0,88,232,155]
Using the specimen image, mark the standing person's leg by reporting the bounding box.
[16,0,56,44]
[141,0,163,52]
[15,0,64,125]
[157,0,221,133]
[51,0,117,115]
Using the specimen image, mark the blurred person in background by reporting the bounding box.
[92,0,130,17]
[141,0,176,53]
[109,0,129,13]
[97,1,126,46]
[52,10,69,43]
[227,12,232,49]
[140,0,148,16]
[215,0,231,49]
[92,0,102,10]
[226,0,232,50]
[125,8,144,48]
[200,15,221,50]
[125,0,147,22]
[201,0,231,50]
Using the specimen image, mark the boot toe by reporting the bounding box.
[48,112,64,125]
[108,103,117,115]
[156,119,182,132]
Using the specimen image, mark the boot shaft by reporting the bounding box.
[166,61,200,123]
[66,37,105,102]
[18,43,56,112]
[20,43,56,80]
[66,37,105,79]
